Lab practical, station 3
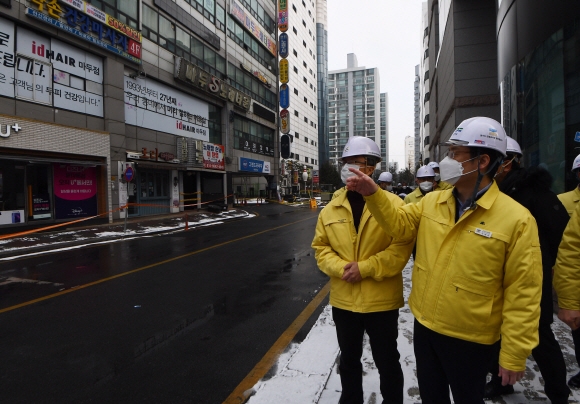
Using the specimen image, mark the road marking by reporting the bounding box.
[222,281,330,404]
[0,216,317,315]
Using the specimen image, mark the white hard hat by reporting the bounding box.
[572,154,580,172]
[506,136,522,157]
[444,117,507,157]
[416,165,435,178]
[342,136,382,161]
[427,161,439,169]
[378,172,393,182]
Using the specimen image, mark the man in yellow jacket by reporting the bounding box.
[554,203,580,328]
[312,136,414,404]
[556,155,580,388]
[558,154,580,216]
[404,165,438,205]
[427,161,453,190]
[344,117,542,404]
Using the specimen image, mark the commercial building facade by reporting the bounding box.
[0,0,278,229]
[278,0,320,195]
[498,0,580,193]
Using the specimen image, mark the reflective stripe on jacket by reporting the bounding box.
[558,187,580,216]
[553,203,580,310]
[312,190,414,313]
[364,181,542,372]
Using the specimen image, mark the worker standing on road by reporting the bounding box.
[344,117,542,404]
[556,153,580,389]
[483,137,570,402]
[404,165,437,204]
[427,161,453,190]
[312,136,415,404]
[378,172,394,192]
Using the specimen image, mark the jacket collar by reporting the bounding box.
[436,180,500,210]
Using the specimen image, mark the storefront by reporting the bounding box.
[0,116,110,228]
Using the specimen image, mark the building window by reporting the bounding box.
[88,0,138,29]
[294,88,298,95]
[303,61,307,68]
[294,110,299,117]
[303,40,306,47]
[302,19,306,27]
[303,77,307,83]
[295,132,299,138]
[292,4,297,12]
[305,157,309,163]
[293,26,298,34]
[304,117,308,123]
[304,96,308,103]
[302,0,306,6]
[305,136,308,142]
[233,115,275,156]
[293,66,298,73]
[293,49,298,57]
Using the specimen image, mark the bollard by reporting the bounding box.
[185,213,189,230]
[124,206,128,233]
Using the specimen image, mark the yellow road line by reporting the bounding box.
[223,281,331,404]
[0,216,316,315]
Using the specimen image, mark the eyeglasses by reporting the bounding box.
[340,160,368,167]
[446,149,471,159]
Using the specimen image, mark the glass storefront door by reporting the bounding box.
[0,160,26,225]
[28,163,53,221]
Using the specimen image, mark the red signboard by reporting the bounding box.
[203,143,225,170]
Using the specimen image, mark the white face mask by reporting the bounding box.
[386,185,393,192]
[434,173,441,182]
[341,163,360,184]
[439,156,478,185]
[419,182,433,193]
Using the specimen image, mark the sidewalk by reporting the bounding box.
[0,208,252,260]
[247,260,580,404]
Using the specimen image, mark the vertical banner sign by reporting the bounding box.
[279,59,289,84]
[280,84,290,109]
[279,33,289,58]
[203,143,225,170]
[278,0,288,32]
[53,164,98,219]
[280,109,290,134]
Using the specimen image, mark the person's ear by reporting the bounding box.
[479,154,491,171]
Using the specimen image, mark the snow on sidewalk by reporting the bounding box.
[248,259,580,404]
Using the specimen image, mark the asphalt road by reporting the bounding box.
[0,204,328,403]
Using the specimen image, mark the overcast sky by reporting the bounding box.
[327,0,424,168]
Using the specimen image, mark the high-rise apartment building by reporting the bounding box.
[414,64,421,168]
[379,93,389,172]
[328,54,383,168]
[404,135,415,170]
[279,0,321,194]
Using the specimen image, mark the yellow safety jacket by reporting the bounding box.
[364,181,542,371]
[404,188,426,204]
[558,186,580,216]
[437,181,453,190]
[553,203,580,310]
[312,190,414,313]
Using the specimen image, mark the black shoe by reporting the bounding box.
[483,381,515,399]
[568,371,580,388]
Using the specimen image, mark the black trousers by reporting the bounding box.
[414,320,494,404]
[332,307,403,404]
[489,321,570,403]
[573,327,580,369]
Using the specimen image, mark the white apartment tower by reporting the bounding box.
[379,93,389,172]
[404,135,415,170]
[281,0,320,175]
[414,65,421,167]
[328,54,384,168]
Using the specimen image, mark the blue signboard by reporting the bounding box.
[239,157,271,173]
[280,84,290,109]
[575,131,580,142]
[279,33,289,58]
